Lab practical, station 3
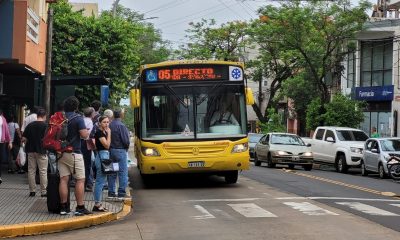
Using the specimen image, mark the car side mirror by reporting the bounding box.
[307,143,312,147]
[326,137,335,143]
[371,148,379,153]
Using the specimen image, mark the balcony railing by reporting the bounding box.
[27,7,40,44]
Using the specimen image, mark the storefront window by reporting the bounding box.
[360,111,391,137]
[360,40,393,87]
[347,52,355,88]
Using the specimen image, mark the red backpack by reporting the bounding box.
[42,112,78,153]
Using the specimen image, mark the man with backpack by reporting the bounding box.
[22,108,48,197]
[58,96,91,216]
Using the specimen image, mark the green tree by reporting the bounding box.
[249,0,370,124]
[177,19,249,61]
[259,108,286,133]
[306,98,323,131]
[322,94,365,128]
[52,1,169,106]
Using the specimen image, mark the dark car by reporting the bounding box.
[248,133,264,159]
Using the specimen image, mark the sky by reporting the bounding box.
[70,0,372,47]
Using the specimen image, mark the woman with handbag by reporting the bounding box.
[93,115,111,212]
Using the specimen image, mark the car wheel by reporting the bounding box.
[336,155,348,173]
[288,164,295,169]
[267,154,275,168]
[378,164,387,179]
[254,153,261,166]
[361,161,368,176]
[225,170,239,184]
[303,164,313,171]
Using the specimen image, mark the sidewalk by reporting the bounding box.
[0,154,134,238]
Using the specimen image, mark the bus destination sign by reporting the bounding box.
[144,65,238,82]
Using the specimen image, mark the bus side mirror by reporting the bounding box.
[130,89,141,108]
[245,87,255,105]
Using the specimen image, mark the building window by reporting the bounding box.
[27,8,40,44]
[360,40,393,87]
[347,52,355,88]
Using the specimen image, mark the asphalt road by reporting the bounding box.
[21,164,400,240]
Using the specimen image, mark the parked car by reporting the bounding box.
[248,133,264,159]
[254,133,313,171]
[310,126,368,173]
[362,137,400,179]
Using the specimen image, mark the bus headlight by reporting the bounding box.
[232,143,248,153]
[142,147,160,156]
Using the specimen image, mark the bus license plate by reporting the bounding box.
[188,161,205,168]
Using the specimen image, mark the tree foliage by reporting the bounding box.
[177,19,249,61]
[52,1,169,107]
[259,108,286,133]
[248,0,370,125]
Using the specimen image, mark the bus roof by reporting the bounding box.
[140,60,244,73]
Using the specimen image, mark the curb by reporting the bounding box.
[0,198,132,238]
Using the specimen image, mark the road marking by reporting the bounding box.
[283,170,400,198]
[276,197,400,202]
[228,203,277,218]
[186,198,263,202]
[192,205,216,220]
[390,204,400,208]
[283,202,339,216]
[336,202,399,216]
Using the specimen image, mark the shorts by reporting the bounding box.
[58,152,85,179]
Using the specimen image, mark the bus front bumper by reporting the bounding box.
[139,155,250,174]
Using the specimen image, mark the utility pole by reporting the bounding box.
[44,4,54,115]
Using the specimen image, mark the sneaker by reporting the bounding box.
[60,203,71,215]
[75,207,92,216]
[108,192,117,198]
[29,192,36,197]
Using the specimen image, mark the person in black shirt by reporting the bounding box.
[93,115,111,212]
[22,108,48,197]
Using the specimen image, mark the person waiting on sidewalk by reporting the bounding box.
[108,108,130,198]
[58,96,92,216]
[21,106,38,133]
[93,115,111,212]
[0,109,12,185]
[7,114,23,174]
[22,108,48,197]
[91,100,102,124]
[81,107,95,192]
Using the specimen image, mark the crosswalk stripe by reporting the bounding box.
[228,203,277,218]
[192,205,216,220]
[336,202,399,216]
[390,204,400,208]
[283,202,339,216]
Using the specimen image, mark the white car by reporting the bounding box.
[362,138,400,179]
[254,133,313,171]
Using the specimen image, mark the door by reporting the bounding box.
[323,130,337,164]
[369,140,380,172]
[312,128,325,161]
[363,140,374,171]
[255,135,267,160]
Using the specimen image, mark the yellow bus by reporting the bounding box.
[130,60,254,183]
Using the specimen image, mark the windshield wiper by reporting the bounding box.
[196,83,224,105]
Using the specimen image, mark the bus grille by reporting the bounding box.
[163,142,229,156]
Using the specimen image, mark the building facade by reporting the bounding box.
[343,18,400,137]
[0,0,48,120]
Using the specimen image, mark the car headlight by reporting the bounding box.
[232,143,248,153]
[272,150,290,156]
[350,147,363,154]
[142,147,160,156]
[303,152,313,157]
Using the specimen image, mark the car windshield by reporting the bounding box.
[141,84,247,140]
[249,134,263,143]
[336,130,368,141]
[271,134,305,145]
[380,139,400,151]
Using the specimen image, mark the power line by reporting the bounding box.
[218,0,247,20]
[143,0,189,15]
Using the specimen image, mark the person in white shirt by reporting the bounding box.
[21,106,39,133]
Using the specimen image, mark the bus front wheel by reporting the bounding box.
[225,170,238,184]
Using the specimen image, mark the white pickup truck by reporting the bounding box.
[310,126,369,173]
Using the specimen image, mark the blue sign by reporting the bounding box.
[146,70,158,82]
[100,85,109,106]
[353,85,394,101]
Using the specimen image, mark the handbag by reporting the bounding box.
[86,138,96,151]
[98,150,119,174]
[16,145,26,168]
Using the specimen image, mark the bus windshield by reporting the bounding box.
[141,84,247,140]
